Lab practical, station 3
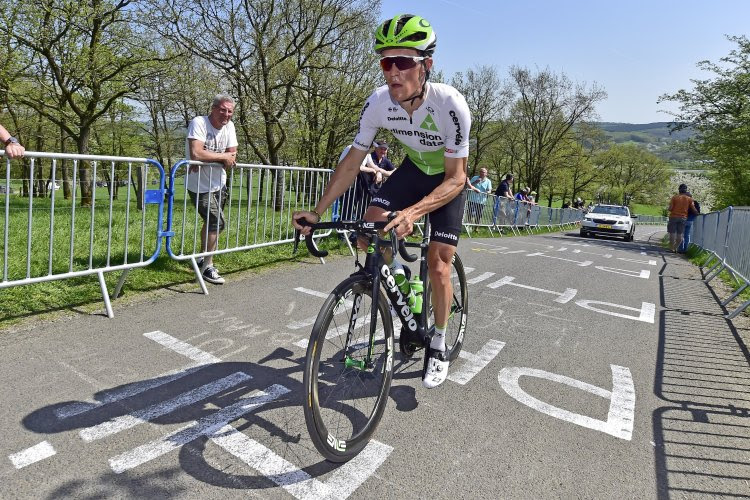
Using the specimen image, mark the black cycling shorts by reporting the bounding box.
[368,156,465,246]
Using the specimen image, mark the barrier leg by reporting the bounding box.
[98,271,114,319]
[113,269,131,299]
[726,299,750,319]
[191,256,209,296]
[705,263,725,283]
[721,282,748,307]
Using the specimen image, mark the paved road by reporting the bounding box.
[1,226,748,499]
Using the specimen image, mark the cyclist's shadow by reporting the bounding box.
[21,347,375,494]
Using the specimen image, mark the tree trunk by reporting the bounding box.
[77,128,92,207]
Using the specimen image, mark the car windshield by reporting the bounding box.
[590,206,629,216]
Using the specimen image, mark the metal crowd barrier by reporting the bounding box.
[636,214,669,225]
[166,160,333,294]
[1,151,165,318]
[690,206,750,319]
[2,150,591,318]
[462,191,583,236]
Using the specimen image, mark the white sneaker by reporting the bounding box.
[422,350,449,388]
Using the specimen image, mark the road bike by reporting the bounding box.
[293,214,468,462]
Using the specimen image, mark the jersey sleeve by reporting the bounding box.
[351,92,380,152]
[440,90,471,159]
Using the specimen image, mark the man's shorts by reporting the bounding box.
[188,186,228,232]
[368,156,465,246]
[667,217,687,235]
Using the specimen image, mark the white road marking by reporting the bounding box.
[498,365,635,440]
[595,266,651,279]
[466,272,496,284]
[617,257,657,266]
[449,340,505,385]
[57,331,224,419]
[486,276,577,304]
[294,287,329,299]
[575,300,656,323]
[145,330,222,364]
[9,441,56,469]
[526,252,592,267]
[571,249,612,258]
[109,384,290,474]
[55,364,208,420]
[288,289,353,330]
[213,429,393,500]
[79,372,252,442]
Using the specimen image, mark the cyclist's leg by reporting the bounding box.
[422,190,465,388]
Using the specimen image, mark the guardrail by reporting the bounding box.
[690,206,750,319]
[1,150,592,317]
[1,151,165,318]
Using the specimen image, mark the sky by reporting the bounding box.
[379,0,749,123]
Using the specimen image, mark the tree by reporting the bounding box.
[659,35,750,207]
[595,144,670,205]
[146,0,376,208]
[504,66,607,196]
[451,65,510,173]
[4,0,165,206]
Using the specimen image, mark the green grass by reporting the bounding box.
[684,245,750,317]
[631,203,666,217]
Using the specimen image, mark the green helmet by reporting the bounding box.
[374,14,436,55]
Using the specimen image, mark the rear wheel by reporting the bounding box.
[303,275,393,463]
[424,252,469,362]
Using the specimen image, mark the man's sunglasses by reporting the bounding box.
[379,55,426,72]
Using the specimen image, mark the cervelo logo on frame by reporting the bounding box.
[380,265,418,332]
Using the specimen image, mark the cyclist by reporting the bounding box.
[293,13,471,389]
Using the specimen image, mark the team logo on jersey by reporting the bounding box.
[388,106,399,113]
[427,106,435,114]
[420,114,439,132]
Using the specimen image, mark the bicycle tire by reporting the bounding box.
[303,274,394,462]
[425,252,468,362]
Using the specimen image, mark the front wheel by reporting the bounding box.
[424,252,469,362]
[303,275,394,462]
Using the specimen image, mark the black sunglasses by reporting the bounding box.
[379,55,426,72]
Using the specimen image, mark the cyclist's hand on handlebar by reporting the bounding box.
[384,209,416,239]
[292,210,321,235]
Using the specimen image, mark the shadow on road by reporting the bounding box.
[653,258,750,499]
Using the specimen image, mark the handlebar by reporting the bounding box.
[293,213,418,262]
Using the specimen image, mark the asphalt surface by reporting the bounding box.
[1,225,749,499]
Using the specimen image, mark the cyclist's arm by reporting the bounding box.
[385,156,467,233]
[292,147,369,232]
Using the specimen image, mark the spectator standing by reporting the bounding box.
[186,94,238,285]
[679,195,700,253]
[667,183,697,253]
[572,197,584,209]
[493,173,515,227]
[0,124,25,159]
[466,167,492,223]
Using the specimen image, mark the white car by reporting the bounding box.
[580,204,637,241]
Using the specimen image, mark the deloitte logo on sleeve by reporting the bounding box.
[419,114,439,132]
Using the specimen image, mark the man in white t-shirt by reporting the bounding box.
[186,94,238,285]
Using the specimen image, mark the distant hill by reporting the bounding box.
[593,122,697,163]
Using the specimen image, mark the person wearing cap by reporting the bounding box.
[667,183,697,253]
[365,140,395,195]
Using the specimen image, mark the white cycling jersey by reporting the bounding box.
[352,82,471,175]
